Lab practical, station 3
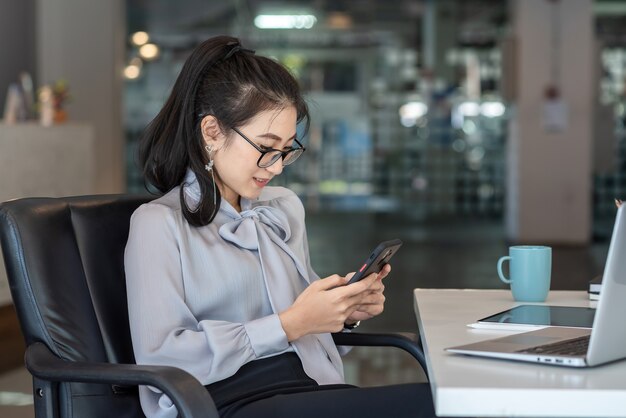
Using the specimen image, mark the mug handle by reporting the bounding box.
[497,256,513,284]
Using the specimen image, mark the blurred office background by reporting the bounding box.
[1,0,625,416]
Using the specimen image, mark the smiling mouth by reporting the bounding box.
[253,177,270,185]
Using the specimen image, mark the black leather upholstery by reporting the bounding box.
[1,195,154,417]
[0,195,221,418]
[0,194,427,418]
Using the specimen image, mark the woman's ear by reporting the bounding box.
[200,115,223,148]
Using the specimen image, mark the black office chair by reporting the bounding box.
[0,194,427,418]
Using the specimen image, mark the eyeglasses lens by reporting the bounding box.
[282,149,303,166]
[258,151,283,168]
[258,148,303,168]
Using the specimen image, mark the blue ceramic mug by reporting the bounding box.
[497,246,552,302]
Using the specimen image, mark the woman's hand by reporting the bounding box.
[279,264,391,341]
[345,263,389,325]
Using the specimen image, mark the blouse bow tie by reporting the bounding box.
[218,204,345,385]
[218,206,291,250]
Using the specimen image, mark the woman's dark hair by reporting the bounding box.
[138,35,310,226]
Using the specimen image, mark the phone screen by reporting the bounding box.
[347,239,402,285]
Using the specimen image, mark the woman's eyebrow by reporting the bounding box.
[256,133,297,143]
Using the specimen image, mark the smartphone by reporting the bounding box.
[347,239,403,285]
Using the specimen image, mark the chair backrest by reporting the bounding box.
[0,194,153,418]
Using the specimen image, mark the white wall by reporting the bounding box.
[37,0,126,193]
[506,0,594,244]
[0,123,96,305]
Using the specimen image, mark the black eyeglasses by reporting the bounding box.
[232,127,306,168]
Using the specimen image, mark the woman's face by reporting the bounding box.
[208,106,298,211]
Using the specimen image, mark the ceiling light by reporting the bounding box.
[124,64,141,80]
[139,43,160,61]
[131,31,150,46]
[254,14,317,29]
[458,102,480,117]
[480,101,505,118]
[399,101,428,127]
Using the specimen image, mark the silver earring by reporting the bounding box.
[205,145,217,206]
[204,145,214,172]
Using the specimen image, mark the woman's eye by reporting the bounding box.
[259,145,273,151]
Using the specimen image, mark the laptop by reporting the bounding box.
[446,201,626,368]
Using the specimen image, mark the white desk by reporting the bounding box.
[413,289,626,417]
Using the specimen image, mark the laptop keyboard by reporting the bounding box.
[516,335,590,356]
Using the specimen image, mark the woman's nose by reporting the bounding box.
[265,157,284,175]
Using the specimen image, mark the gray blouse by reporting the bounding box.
[125,170,345,418]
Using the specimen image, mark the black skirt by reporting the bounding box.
[205,352,354,417]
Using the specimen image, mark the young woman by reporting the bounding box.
[125,35,437,418]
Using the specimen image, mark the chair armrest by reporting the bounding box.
[332,331,427,374]
[25,342,218,418]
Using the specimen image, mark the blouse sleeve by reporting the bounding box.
[124,203,290,386]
